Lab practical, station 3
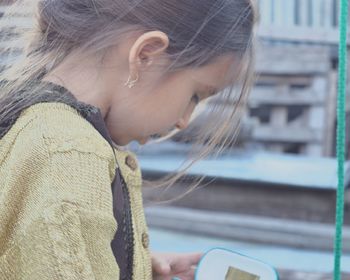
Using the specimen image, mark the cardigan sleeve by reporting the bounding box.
[0,140,120,279]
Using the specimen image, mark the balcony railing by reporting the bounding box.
[258,0,345,44]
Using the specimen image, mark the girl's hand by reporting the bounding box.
[152,252,203,280]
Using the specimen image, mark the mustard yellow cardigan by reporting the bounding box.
[0,102,152,279]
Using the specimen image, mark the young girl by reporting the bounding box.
[0,0,257,279]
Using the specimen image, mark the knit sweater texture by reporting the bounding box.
[0,102,152,279]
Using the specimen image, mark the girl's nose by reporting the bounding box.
[175,118,189,130]
[176,102,196,130]
[175,107,194,130]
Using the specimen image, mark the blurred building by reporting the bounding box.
[249,0,342,157]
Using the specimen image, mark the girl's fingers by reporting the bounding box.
[155,266,197,280]
[170,253,202,274]
[152,255,171,275]
[152,252,202,279]
[185,252,203,266]
[173,265,197,280]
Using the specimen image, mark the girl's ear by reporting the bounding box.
[128,31,169,75]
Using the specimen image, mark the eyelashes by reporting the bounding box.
[191,93,200,104]
[191,89,217,105]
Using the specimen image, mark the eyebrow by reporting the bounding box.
[204,86,220,97]
[198,83,224,99]
[200,84,214,92]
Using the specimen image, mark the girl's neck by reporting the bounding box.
[42,52,116,120]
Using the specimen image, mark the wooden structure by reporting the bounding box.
[138,142,350,252]
[259,0,340,44]
[242,0,345,157]
[278,270,350,280]
[245,44,337,156]
[0,1,31,72]
[139,142,350,227]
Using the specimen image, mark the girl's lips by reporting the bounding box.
[150,134,162,139]
[150,127,177,139]
[138,137,149,145]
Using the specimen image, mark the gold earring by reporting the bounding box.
[124,74,139,89]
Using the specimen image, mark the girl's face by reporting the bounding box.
[105,54,237,146]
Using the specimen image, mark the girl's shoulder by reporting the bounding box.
[1,101,115,163]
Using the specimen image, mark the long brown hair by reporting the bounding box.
[0,0,258,200]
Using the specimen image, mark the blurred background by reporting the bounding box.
[137,1,350,279]
[1,0,350,279]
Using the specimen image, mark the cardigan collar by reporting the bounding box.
[0,80,115,150]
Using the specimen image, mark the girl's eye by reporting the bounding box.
[191,94,200,105]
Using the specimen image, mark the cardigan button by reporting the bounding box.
[77,263,84,273]
[125,155,138,171]
[142,232,149,249]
